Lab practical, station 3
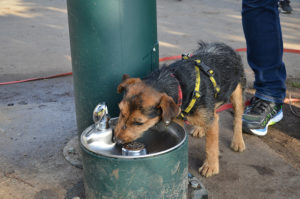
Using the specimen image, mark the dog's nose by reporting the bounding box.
[112,132,124,145]
[114,137,124,145]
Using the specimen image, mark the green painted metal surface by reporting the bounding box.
[67,0,159,135]
[81,139,188,199]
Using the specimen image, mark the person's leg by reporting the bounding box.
[242,0,286,136]
[242,0,286,103]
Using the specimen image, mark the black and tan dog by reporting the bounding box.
[114,41,246,177]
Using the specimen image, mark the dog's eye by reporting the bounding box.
[133,121,144,126]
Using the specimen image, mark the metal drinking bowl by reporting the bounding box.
[80,118,187,159]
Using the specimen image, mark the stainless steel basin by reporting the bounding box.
[80,118,187,159]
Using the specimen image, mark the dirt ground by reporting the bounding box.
[0,0,300,199]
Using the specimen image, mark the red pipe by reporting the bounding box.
[216,98,300,113]
[1,48,299,86]
[235,48,300,54]
[1,48,299,113]
[0,72,73,85]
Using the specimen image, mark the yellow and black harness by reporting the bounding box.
[178,54,220,120]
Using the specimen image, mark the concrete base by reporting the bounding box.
[63,136,82,169]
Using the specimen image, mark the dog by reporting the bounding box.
[113,41,246,177]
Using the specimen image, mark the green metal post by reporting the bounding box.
[67,0,159,135]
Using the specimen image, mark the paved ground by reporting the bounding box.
[0,0,300,198]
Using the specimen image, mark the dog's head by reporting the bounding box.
[113,74,180,144]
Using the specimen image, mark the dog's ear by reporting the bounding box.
[159,94,180,125]
[117,75,141,93]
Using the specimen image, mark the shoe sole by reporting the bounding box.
[244,110,283,136]
[281,10,292,14]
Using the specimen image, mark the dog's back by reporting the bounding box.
[144,41,246,111]
[191,41,246,103]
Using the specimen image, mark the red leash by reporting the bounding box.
[216,101,250,113]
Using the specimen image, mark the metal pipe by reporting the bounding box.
[66,0,159,135]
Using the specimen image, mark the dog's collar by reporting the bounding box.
[170,73,183,107]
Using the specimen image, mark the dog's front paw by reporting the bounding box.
[191,126,205,138]
[230,140,246,152]
[198,161,219,177]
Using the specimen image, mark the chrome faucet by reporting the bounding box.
[93,102,110,130]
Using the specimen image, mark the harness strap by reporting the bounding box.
[179,65,201,120]
[178,54,220,120]
[194,59,220,97]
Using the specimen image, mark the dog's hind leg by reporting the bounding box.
[230,83,246,152]
[198,111,220,177]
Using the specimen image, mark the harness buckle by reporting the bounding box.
[182,53,190,60]
[195,59,201,65]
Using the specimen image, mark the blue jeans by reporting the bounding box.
[242,0,286,103]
